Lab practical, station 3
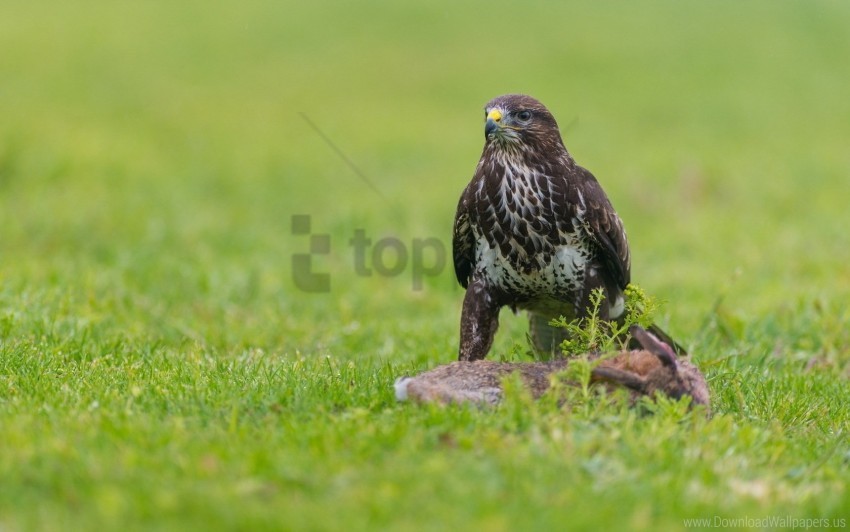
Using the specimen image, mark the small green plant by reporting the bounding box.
[549,284,661,355]
[499,341,535,363]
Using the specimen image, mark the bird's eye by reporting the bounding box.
[517,110,532,121]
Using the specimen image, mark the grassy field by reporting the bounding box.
[1,0,849,529]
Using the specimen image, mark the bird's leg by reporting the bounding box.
[528,312,571,357]
[458,278,500,361]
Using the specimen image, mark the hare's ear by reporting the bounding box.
[592,366,647,393]
[629,326,677,369]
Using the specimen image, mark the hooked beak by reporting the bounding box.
[484,109,502,138]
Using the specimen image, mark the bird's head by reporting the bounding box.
[483,94,564,152]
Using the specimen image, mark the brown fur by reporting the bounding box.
[396,327,709,410]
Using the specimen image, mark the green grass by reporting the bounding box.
[2,0,849,529]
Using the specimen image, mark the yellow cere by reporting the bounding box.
[487,109,502,122]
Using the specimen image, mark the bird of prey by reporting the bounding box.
[452,94,679,361]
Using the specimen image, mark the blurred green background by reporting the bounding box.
[1,0,849,528]
[3,0,849,353]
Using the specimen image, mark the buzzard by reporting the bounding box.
[453,94,679,361]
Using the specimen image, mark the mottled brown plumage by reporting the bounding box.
[454,94,635,360]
